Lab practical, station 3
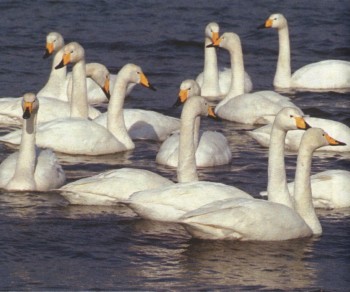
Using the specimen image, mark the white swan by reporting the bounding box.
[209,32,302,124]
[0,62,109,126]
[37,31,117,103]
[0,44,155,155]
[179,128,345,241]
[248,117,350,152]
[156,79,232,167]
[0,93,65,191]
[56,96,216,205]
[259,13,350,91]
[195,22,252,101]
[124,96,256,222]
[260,169,350,209]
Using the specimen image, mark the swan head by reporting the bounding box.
[43,32,64,59]
[173,79,201,107]
[205,22,220,43]
[118,63,156,91]
[55,42,85,69]
[22,92,39,119]
[301,128,346,151]
[274,107,311,132]
[182,96,216,119]
[206,32,241,51]
[85,63,111,99]
[258,13,288,30]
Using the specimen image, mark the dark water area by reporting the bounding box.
[0,0,349,290]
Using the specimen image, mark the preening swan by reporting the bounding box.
[195,22,252,101]
[248,117,350,152]
[0,93,65,191]
[180,128,345,241]
[259,13,350,91]
[124,96,251,222]
[38,31,117,103]
[0,44,155,155]
[208,32,301,124]
[156,79,232,167]
[0,62,108,126]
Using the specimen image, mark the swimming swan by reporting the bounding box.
[0,93,65,191]
[208,32,301,124]
[0,44,155,155]
[180,128,345,241]
[195,22,252,101]
[156,79,232,167]
[57,96,216,205]
[259,13,350,91]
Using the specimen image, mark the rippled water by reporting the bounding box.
[0,0,349,290]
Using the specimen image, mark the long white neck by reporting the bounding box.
[177,104,200,183]
[6,114,37,190]
[293,142,322,235]
[38,49,67,98]
[267,125,294,208]
[274,25,292,88]
[201,37,221,96]
[107,75,134,149]
[193,116,200,150]
[224,39,245,100]
[70,59,88,118]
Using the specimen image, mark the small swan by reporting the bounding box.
[57,96,217,205]
[156,79,232,167]
[0,44,154,155]
[0,93,65,191]
[195,22,252,101]
[0,62,109,126]
[124,97,254,222]
[37,31,117,103]
[248,117,350,152]
[259,13,350,91]
[208,32,301,124]
[180,128,345,241]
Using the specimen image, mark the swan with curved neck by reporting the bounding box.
[259,13,350,91]
[0,93,65,191]
[156,79,232,167]
[0,44,155,155]
[125,96,251,222]
[195,22,252,101]
[180,128,345,241]
[206,32,301,124]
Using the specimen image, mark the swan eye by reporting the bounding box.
[289,115,294,118]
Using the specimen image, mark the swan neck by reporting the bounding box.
[70,59,88,119]
[107,76,134,149]
[267,126,294,208]
[225,40,245,99]
[274,26,292,88]
[193,116,200,149]
[294,144,322,234]
[201,37,220,96]
[177,106,199,183]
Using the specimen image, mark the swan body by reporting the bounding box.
[58,168,173,205]
[125,96,250,222]
[0,62,110,127]
[156,79,232,167]
[248,117,350,152]
[0,44,154,155]
[0,93,65,191]
[180,128,345,240]
[260,14,350,91]
[260,169,350,209]
[94,109,180,141]
[209,32,301,124]
[38,31,117,103]
[195,22,252,101]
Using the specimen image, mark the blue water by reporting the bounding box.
[0,0,349,290]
